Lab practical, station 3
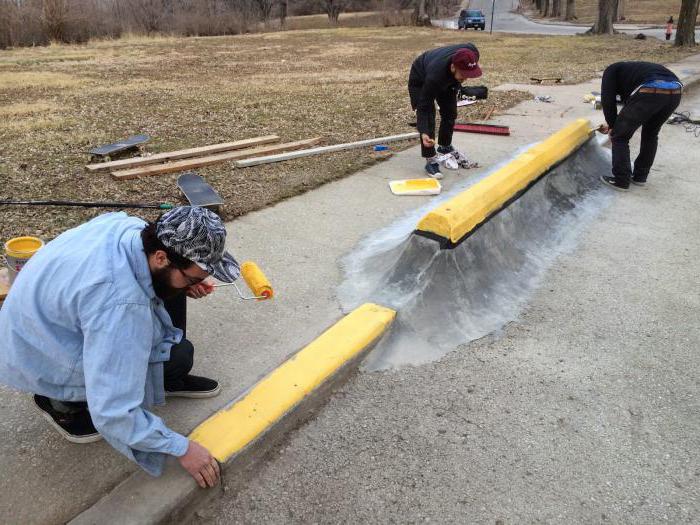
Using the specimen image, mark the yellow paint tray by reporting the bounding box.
[389,178,442,196]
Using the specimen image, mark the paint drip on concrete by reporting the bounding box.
[338,139,613,371]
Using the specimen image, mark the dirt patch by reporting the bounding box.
[0,27,694,246]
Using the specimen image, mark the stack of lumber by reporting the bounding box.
[85,135,321,181]
[87,132,420,180]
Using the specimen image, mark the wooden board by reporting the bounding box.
[111,138,322,180]
[0,268,10,305]
[235,132,419,168]
[86,135,280,172]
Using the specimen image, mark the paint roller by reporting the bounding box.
[214,261,274,301]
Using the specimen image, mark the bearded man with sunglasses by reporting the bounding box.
[0,206,239,488]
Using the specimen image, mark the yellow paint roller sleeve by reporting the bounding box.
[417,119,593,244]
[241,261,274,299]
[189,303,396,461]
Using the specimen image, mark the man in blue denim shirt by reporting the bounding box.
[0,206,241,488]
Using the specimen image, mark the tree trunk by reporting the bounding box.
[413,0,430,26]
[542,0,550,17]
[675,0,699,46]
[589,0,617,34]
[279,0,287,27]
[565,0,576,20]
[552,0,561,17]
[617,0,625,20]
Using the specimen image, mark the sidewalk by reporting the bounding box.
[2,54,699,524]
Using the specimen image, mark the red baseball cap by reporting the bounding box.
[452,48,482,78]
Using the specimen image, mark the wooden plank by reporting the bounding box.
[86,135,280,172]
[111,138,322,180]
[235,132,419,168]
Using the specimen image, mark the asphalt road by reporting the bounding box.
[436,0,700,41]
[203,82,700,524]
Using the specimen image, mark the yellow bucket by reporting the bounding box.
[4,236,44,284]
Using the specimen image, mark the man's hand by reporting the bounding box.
[178,440,220,488]
[421,133,436,148]
[597,124,611,135]
[186,279,215,299]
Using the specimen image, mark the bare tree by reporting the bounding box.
[279,0,287,27]
[43,0,69,40]
[541,0,550,17]
[675,0,699,46]
[564,0,576,20]
[616,0,625,20]
[552,0,561,17]
[325,0,343,24]
[413,0,430,25]
[252,0,273,23]
[588,0,617,34]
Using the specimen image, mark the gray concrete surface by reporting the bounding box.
[1,50,698,524]
[203,65,700,522]
[436,0,700,41]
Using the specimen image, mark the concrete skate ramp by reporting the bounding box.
[339,120,613,370]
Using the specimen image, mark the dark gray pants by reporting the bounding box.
[610,92,681,186]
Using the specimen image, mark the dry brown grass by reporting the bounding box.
[0,26,694,245]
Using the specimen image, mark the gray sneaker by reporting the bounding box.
[450,149,479,169]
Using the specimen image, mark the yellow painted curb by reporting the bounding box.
[189,303,396,461]
[417,119,593,244]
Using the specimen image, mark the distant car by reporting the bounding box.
[458,9,486,30]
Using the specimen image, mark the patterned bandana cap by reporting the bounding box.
[156,206,240,283]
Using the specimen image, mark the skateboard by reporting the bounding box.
[530,77,562,84]
[88,134,150,162]
[177,172,224,212]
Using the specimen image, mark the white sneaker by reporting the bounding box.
[436,153,459,170]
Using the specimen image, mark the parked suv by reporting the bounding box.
[458,9,486,30]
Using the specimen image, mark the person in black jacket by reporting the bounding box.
[599,61,682,191]
[408,44,482,179]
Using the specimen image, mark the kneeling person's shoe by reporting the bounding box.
[600,175,629,191]
[166,375,221,399]
[33,395,102,444]
[425,161,443,180]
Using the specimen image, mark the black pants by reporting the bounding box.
[408,77,457,158]
[610,92,681,185]
[49,294,193,414]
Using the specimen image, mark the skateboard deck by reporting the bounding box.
[89,134,150,160]
[177,172,224,210]
[530,77,562,84]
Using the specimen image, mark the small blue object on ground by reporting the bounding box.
[373,145,389,152]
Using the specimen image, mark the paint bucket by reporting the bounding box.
[4,236,44,284]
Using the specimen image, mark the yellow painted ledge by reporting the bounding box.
[189,303,396,461]
[417,118,593,244]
